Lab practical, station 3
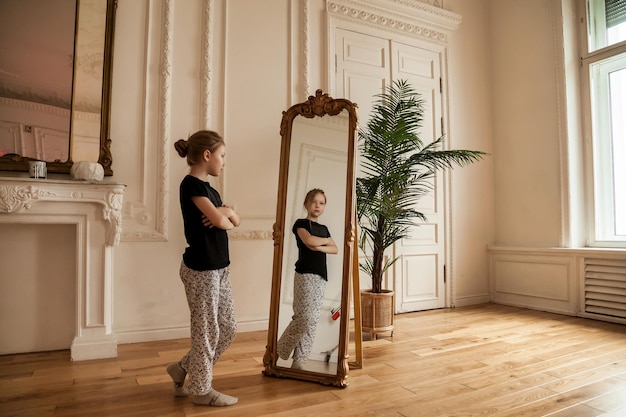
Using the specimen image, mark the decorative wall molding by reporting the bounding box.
[489,248,577,316]
[0,183,57,213]
[303,0,310,97]
[229,229,273,240]
[201,0,214,129]
[488,246,626,325]
[0,98,75,161]
[327,0,461,44]
[0,178,125,246]
[419,0,443,7]
[121,0,171,242]
[393,0,451,16]
[156,0,172,240]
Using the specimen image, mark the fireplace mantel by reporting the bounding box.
[0,177,126,360]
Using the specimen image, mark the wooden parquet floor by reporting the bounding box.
[1,303,626,417]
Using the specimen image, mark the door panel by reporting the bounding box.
[392,41,445,313]
[403,253,441,308]
[336,29,391,293]
[335,30,446,312]
[335,29,388,131]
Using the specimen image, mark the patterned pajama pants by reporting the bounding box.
[277,272,326,362]
[178,262,237,395]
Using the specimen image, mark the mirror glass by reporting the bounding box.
[0,0,115,175]
[263,90,358,387]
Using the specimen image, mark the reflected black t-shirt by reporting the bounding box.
[180,175,229,271]
[292,218,330,280]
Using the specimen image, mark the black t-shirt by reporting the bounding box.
[180,175,229,271]
[292,218,330,280]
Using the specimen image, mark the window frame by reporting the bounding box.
[579,0,626,248]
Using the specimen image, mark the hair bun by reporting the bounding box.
[174,139,189,157]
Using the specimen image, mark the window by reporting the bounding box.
[581,0,626,247]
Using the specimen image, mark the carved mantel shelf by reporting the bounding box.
[0,176,126,360]
[0,177,125,246]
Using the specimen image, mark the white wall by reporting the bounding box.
[488,0,564,247]
[445,0,495,305]
[2,0,622,354]
[482,0,625,321]
[0,0,509,352]
[110,0,293,341]
[108,0,498,342]
[485,0,570,313]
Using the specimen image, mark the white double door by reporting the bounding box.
[335,28,447,313]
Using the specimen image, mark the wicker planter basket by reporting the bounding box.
[360,289,394,339]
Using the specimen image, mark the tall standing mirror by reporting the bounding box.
[0,0,116,175]
[263,90,358,388]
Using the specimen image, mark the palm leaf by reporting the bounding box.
[357,79,488,293]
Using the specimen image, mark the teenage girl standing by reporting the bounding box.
[277,188,338,369]
[167,130,240,407]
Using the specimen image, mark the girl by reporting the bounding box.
[167,130,240,407]
[277,188,338,369]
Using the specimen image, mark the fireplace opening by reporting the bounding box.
[0,223,76,355]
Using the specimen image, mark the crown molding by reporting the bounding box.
[0,97,69,117]
[327,0,461,44]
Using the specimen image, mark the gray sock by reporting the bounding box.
[193,389,238,406]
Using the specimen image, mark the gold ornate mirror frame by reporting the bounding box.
[0,0,116,176]
[263,90,359,388]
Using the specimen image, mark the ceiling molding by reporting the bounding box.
[327,0,461,44]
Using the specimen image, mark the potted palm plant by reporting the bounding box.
[356,79,486,338]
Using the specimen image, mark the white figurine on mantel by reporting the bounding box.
[71,161,105,181]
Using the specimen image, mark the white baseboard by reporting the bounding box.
[114,319,269,345]
[236,319,269,333]
[452,294,490,307]
[490,300,577,317]
[114,327,191,344]
[71,334,118,361]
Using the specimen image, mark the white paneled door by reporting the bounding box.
[335,28,446,313]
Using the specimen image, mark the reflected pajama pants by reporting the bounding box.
[277,272,326,362]
[178,262,237,395]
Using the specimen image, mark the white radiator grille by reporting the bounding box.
[584,258,626,319]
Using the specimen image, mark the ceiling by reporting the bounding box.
[0,0,76,110]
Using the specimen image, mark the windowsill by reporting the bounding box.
[487,245,626,255]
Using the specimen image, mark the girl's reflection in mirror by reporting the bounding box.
[277,188,338,369]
